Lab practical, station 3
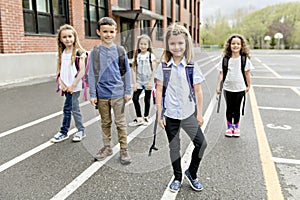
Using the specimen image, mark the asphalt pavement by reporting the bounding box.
[0,49,299,200]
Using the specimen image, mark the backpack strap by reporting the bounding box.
[241,55,247,87]
[185,62,196,103]
[149,53,153,71]
[222,56,229,82]
[117,45,126,76]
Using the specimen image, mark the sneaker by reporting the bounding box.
[120,148,131,165]
[94,146,113,161]
[232,128,240,137]
[143,116,152,125]
[225,128,233,137]
[184,169,203,191]
[128,118,144,127]
[72,131,86,142]
[50,132,69,143]
[169,180,181,192]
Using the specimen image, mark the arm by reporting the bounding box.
[245,70,251,93]
[131,62,137,92]
[148,59,157,90]
[194,83,204,127]
[87,51,97,106]
[155,79,165,129]
[58,77,68,92]
[67,56,86,93]
[124,55,132,102]
[216,71,223,95]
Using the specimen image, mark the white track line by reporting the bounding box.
[259,106,300,112]
[0,101,90,138]
[0,116,100,173]
[271,157,300,165]
[254,57,282,78]
[50,114,156,200]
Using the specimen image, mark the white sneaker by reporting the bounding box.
[129,118,144,127]
[72,131,86,142]
[143,116,152,125]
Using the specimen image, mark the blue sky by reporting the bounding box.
[201,0,300,19]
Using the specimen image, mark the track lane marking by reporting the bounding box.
[249,88,284,200]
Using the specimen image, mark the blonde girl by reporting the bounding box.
[129,34,157,126]
[155,24,207,192]
[51,24,87,143]
[216,34,254,137]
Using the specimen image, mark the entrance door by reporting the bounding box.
[120,18,135,59]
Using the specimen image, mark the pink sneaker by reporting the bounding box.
[225,128,233,137]
[232,129,240,137]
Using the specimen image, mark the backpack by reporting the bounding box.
[75,50,89,101]
[161,61,196,108]
[56,50,89,101]
[222,55,247,86]
[92,45,127,81]
[222,55,247,115]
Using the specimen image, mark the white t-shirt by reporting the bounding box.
[60,51,82,92]
[135,52,156,88]
[217,56,254,92]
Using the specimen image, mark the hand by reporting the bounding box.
[216,88,221,95]
[245,86,250,93]
[133,84,137,92]
[90,98,97,107]
[67,86,74,94]
[124,94,131,103]
[197,115,204,127]
[147,82,153,90]
[158,117,166,129]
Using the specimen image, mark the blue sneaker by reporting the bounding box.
[169,180,181,192]
[50,132,69,143]
[185,169,203,191]
[72,131,86,142]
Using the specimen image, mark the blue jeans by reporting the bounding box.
[60,91,85,134]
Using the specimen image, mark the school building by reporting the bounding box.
[0,0,202,85]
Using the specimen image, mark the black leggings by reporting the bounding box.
[165,115,207,181]
[132,89,152,117]
[224,90,245,124]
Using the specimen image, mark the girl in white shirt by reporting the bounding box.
[216,34,254,137]
[51,24,86,143]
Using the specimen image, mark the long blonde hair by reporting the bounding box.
[162,23,194,63]
[132,34,154,69]
[223,33,251,59]
[56,24,86,76]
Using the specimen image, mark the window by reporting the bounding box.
[155,0,162,14]
[22,0,69,34]
[84,0,107,38]
[175,0,180,22]
[119,0,132,9]
[140,0,150,9]
[156,20,163,41]
[140,20,150,36]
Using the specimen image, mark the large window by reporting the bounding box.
[84,0,107,38]
[118,0,132,10]
[175,0,180,22]
[140,0,150,9]
[156,20,163,41]
[140,20,150,36]
[155,0,162,14]
[22,0,68,34]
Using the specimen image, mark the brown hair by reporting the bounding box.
[162,23,194,63]
[56,24,86,76]
[223,33,251,58]
[132,34,154,69]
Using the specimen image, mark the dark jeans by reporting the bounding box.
[60,91,85,134]
[132,89,152,117]
[165,114,207,181]
[224,90,245,124]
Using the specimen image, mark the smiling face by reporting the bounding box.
[230,37,242,55]
[167,33,186,60]
[139,38,149,53]
[96,24,117,46]
[60,29,75,48]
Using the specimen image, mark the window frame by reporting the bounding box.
[22,0,69,35]
[84,0,108,38]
